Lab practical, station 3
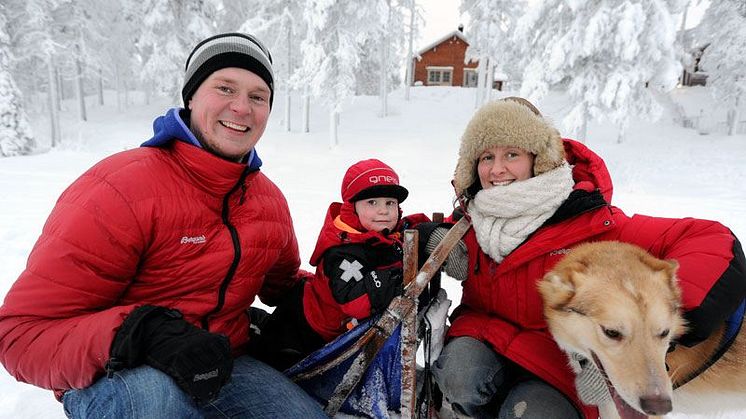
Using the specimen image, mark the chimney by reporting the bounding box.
[458,24,464,33]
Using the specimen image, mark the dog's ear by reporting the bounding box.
[538,269,578,310]
[661,258,683,308]
[641,253,682,298]
[640,252,684,312]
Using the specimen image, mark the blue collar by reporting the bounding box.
[140,107,262,170]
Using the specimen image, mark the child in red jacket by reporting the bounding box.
[250,159,429,370]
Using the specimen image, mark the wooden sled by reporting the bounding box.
[285,216,471,417]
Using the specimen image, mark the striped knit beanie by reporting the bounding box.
[182,33,274,107]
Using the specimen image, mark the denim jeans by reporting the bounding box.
[432,336,580,419]
[63,355,327,419]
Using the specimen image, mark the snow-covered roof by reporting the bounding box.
[416,30,469,57]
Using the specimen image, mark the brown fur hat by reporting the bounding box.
[453,97,565,197]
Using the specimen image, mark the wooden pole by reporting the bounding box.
[400,229,419,418]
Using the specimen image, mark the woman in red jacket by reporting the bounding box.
[431,97,746,418]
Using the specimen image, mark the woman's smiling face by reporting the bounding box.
[477,146,535,190]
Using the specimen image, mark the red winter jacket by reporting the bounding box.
[303,202,428,341]
[0,140,302,398]
[447,139,745,418]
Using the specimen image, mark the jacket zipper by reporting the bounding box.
[201,167,251,330]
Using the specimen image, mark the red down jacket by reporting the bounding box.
[0,140,302,398]
[447,139,746,418]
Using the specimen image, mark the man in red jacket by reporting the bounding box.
[0,33,326,418]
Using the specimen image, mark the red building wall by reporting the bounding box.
[413,35,478,87]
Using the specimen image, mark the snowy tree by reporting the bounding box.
[0,6,35,157]
[697,0,746,136]
[403,0,425,101]
[236,0,307,131]
[377,0,408,117]
[137,0,224,103]
[461,0,526,107]
[4,0,65,146]
[296,0,387,146]
[95,1,140,110]
[355,27,404,98]
[516,0,686,143]
[54,0,104,122]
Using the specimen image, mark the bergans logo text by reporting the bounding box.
[369,175,396,184]
[549,248,571,256]
[181,235,206,245]
[193,369,219,381]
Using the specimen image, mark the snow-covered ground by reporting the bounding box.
[1,86,744,418]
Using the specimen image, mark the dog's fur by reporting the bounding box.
[538,241,746,418]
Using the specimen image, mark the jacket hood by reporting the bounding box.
[141,107,262,170]
[309,202,401,266]
[563,139,613,203]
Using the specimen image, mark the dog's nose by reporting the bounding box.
[639,396,672,415]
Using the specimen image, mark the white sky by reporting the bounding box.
[418,1,464,47]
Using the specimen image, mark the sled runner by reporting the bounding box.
[285,216,471,418]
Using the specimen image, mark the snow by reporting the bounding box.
[1,86,745,418]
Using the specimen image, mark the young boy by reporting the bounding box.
[250,159,429,370]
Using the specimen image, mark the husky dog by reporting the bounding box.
[538,241,746,418]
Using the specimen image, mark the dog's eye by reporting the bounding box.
[566,307,586,316]
[602,327,623,341]
[658,329,670,339]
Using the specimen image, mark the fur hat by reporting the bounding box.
[452,97,565,197]
[341,159,409,203]
[182,33,274,107]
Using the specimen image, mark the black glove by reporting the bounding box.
[364,268,404,314]
[107,305,233,404]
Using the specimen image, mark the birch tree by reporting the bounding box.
[237,0,306,132]
[461,0,525,107]
[297,0,384,146]
[403,0,424,101]
[5,0,65,146]
[0,5,35,156]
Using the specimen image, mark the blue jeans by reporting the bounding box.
[63,355,327,418]
[432,337,580,419]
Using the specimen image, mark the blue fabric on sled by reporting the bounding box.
[284,315,402,418]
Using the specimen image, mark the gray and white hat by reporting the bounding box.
[182,33,274,107]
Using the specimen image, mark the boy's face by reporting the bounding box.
[354,197,399,232]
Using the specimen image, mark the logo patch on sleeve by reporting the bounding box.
[339,259,364,282]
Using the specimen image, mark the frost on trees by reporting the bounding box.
[461,0,526,107]
[697,0,746,136]
[0,18,35,157]
[296,1,382,146]
[516,0,685,143]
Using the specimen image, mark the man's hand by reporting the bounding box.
[108,305,233,404]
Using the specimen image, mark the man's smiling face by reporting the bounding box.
[188,67,271,162]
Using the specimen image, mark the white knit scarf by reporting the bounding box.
[468,163,575,263]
